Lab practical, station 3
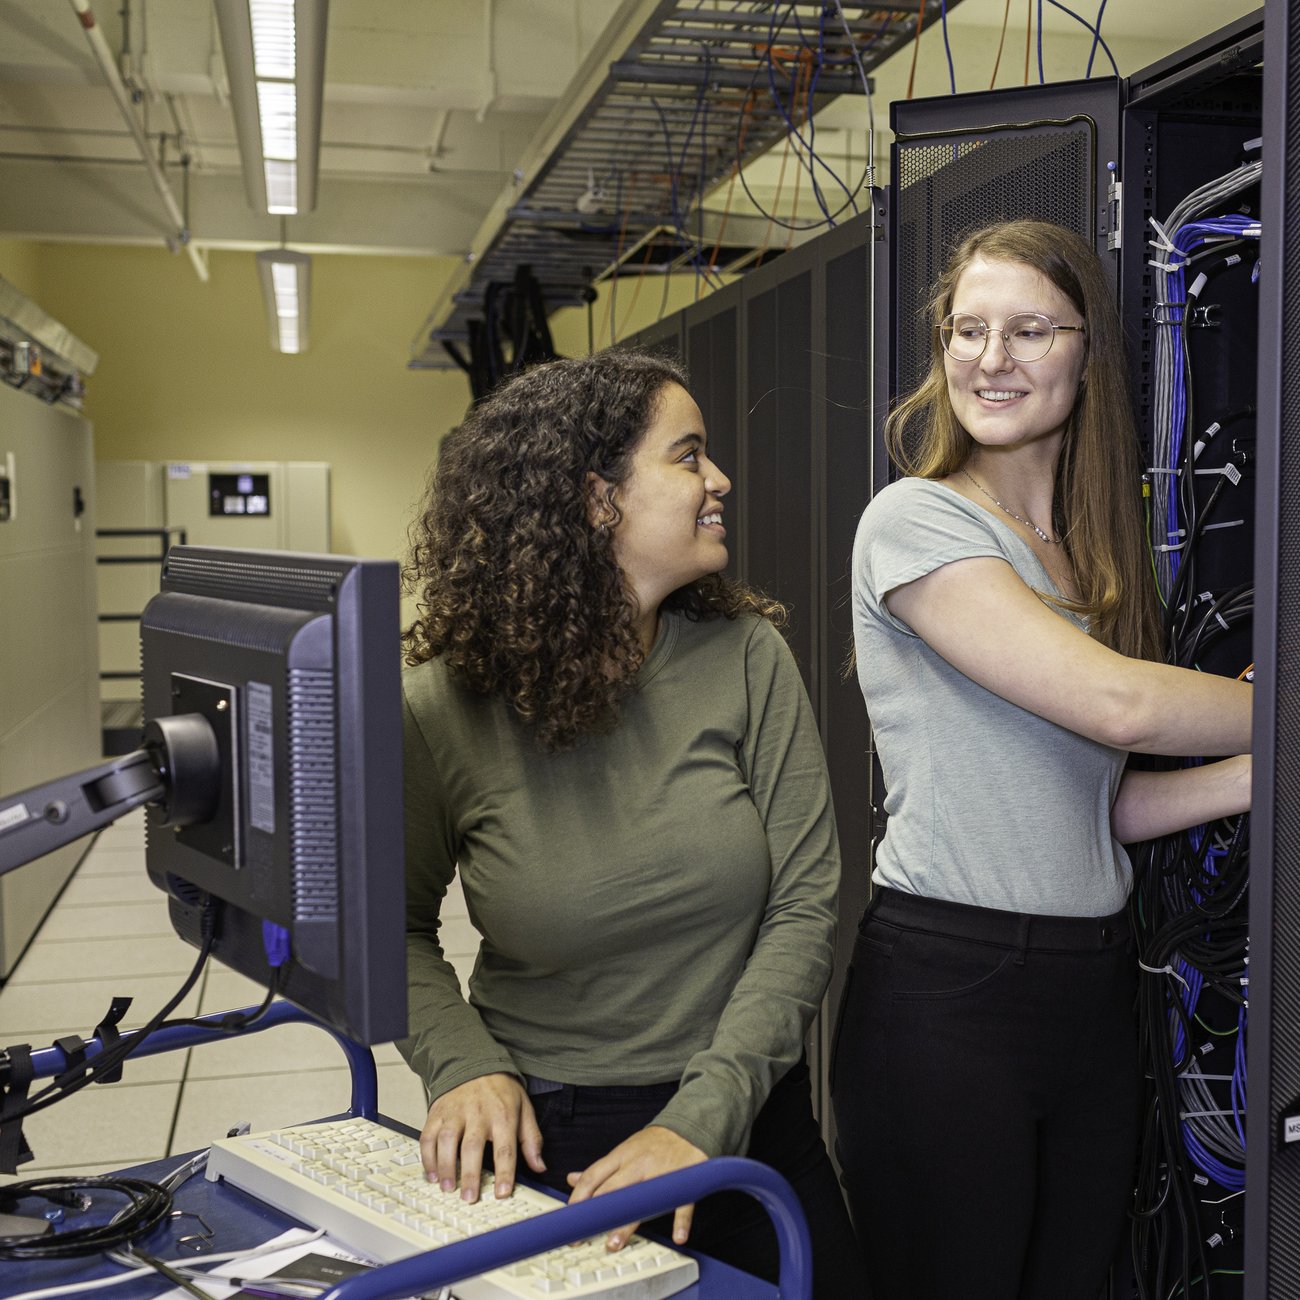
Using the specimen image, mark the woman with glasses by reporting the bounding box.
[830,219,1252,1300]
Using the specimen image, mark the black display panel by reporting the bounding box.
[140,546,407,1045]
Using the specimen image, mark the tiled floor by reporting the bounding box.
[0,810,484,1182]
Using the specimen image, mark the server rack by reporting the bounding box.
[889,19,1262,1297]
[628,13,1273,1293]
[630,211,883,1133]
[1246,0,1300,1293]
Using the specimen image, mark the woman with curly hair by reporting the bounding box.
[398,349,863,1293]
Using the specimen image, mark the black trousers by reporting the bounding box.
[830,887,1139,1300]
[526,1058,867,1299]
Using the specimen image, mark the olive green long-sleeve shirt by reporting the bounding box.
[396,611,840,1158]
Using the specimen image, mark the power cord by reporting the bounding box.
[0,1177,172,1260]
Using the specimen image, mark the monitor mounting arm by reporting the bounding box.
[0,714,220,877]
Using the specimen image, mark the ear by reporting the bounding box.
[585,471,615,529]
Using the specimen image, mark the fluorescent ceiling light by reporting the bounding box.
[216,0,328,216]
[256,249,311,353]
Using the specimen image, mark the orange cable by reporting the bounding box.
[990,0,1013,87]
[1024,0,1033,85]
[615,239,658,340]
[784,59,810,250]
[598,189,635,347]
[906,0,927,99]
[706,90,757,275]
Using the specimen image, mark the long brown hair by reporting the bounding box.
[884,219,1161,661]
[403,349,785,750]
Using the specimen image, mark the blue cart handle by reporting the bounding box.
[322,1156,813,1300]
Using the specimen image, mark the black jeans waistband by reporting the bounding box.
[868,886,1130,953]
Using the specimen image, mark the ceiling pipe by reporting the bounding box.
[69,0,209,282]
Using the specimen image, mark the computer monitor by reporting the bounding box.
[139,545,407,1045]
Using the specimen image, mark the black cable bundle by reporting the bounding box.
[0,1176,172,1259]
[1131,579,1251,1299]
[1131,807,1249,1300]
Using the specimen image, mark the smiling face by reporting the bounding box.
[943,255,1087,457]
[601,382,731,625]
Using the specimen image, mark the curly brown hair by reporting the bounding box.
[403,349,785,750]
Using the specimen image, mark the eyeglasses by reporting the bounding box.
[937,312,1086,363]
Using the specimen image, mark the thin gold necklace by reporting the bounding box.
[960,469,1058,544]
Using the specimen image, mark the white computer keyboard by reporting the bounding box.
[205,1116,699,1299]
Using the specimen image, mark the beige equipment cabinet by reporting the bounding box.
[162,461,331,553]
[0,378,100,977]
[95,460,332,713]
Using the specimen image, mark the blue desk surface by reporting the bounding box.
[1,1144,781,1300]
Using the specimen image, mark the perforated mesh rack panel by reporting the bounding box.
[892,119,1095,406]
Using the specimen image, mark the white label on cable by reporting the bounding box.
[1284,1115,1300,1144]
[0,802,30,834]
[168,463,192,479]
[247,681,276,834]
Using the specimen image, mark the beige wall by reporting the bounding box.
[0,237,708,621]
[0,243,475,568]
[0,239,42,301]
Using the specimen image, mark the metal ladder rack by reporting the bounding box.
[410,0,963,370]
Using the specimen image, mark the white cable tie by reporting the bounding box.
[1156,542,1186,553]
[1148,215,1178,252]
[1148,258,1183,272]
[1146,466,1179,475]
[1221,462,1242,486]
[1216,611,1230,631]
[1180,1109,1240,1120]
[1225,253,1242,267]
[1138,960,1190,989]
[1244,136,1263,152]
[1193,1173,1210,1186]
[1204,518,1245,531]
[1188,271,1209,298]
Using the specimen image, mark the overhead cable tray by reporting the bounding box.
[409,0,963,370]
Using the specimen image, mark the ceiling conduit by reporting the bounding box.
[69,0,209,282]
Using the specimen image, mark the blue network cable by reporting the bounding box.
[1086,0,1109,76]
[1041,0,1119,77]
[1158,215,1261,587]
[1165,818,1248,1188]
[940,0,957,96]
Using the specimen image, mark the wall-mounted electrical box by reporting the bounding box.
[0,453,13,522]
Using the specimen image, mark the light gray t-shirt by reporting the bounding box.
[852,476,1131,917]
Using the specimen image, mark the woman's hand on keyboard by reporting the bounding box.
[419,1072,546,1204]
[565,1125,707,1252]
